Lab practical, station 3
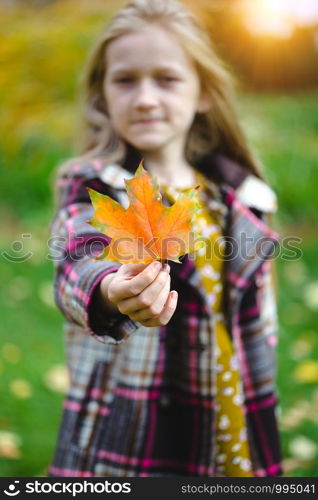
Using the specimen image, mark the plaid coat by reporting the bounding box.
[48,153,283,477]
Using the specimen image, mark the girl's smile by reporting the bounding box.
[132,118,164,126]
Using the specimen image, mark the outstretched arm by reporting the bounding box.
[50,162,140,344]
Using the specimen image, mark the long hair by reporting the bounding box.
[62,0,265,179]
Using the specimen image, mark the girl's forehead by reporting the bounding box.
[107,61,185,74]
[105,25,191,67]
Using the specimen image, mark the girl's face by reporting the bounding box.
[104,24,208,158]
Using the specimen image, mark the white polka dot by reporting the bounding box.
[218,433,232,442]
[239,429,247,442]
[231,456,241,465]
[201,265,220,280]
[218,238,226,250]
[216,363,224,373]
[216,454,226,463]
[240,459,251,472]
[230,355,239,370]
[219,415,230,429]
[215,345,221,357]
[233,394,243,406]
[202,225,219,237]
[214,283,223,293]
[206,294,216,306]
[222,371,232,381]
[201,227,211,237]
[222,387,234,396]
[231,443,241,452]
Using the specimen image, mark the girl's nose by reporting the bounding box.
[133,79,158,109]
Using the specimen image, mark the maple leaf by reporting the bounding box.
[87,161,204,264]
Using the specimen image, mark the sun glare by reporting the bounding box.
[242,0,318,39]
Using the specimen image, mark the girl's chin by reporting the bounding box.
[128,138,167,152]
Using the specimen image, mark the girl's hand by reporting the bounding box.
[100,261,178,327]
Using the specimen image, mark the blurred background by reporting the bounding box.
[0,0,317,477]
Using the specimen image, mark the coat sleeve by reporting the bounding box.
[50,164,140,345]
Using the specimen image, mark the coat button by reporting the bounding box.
[159,395,171,408]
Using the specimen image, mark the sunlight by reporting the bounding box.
[241,0,318,39]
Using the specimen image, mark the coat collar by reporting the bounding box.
[171,179,279,312]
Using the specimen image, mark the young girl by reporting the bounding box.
[48,0,283,477]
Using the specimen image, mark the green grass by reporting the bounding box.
[238,91,318,226]
[0,253,64,476]
[1,91,318,477]
[276,243,318,477]
[241,91,318,476]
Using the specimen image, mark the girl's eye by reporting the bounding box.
[114,77,134,84]
[158,76,178,83]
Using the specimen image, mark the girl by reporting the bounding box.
[48,0,283,477]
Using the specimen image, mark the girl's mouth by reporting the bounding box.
[134,119,162,125]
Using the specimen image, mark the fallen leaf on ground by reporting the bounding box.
[44,365,69,393]
[303,281,318,310]
[9,379,32,399]
[283,457,313,476]
[293,360,318,383]
[280,400,311,430]
[38,281,55,308]
[7,276,31,302]
[288,435,318,460]
[0,431,21,459]
[2,344,21,364]
[289,339,314,360]
[289,436,318,460]
[283,261,307,285]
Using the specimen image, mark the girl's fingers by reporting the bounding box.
[142,290,178,327]
[127,275,171,321]
[117,267,170,313]
[109,261,163,302]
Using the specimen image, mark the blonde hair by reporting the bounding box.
[67,0,264,178]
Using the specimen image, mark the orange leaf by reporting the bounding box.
[87,161,203,264]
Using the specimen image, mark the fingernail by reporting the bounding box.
[153,261,161,270]
[163,264,170,273]
[170,291,177,302]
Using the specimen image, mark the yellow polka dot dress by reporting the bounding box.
[161,171,253,477]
